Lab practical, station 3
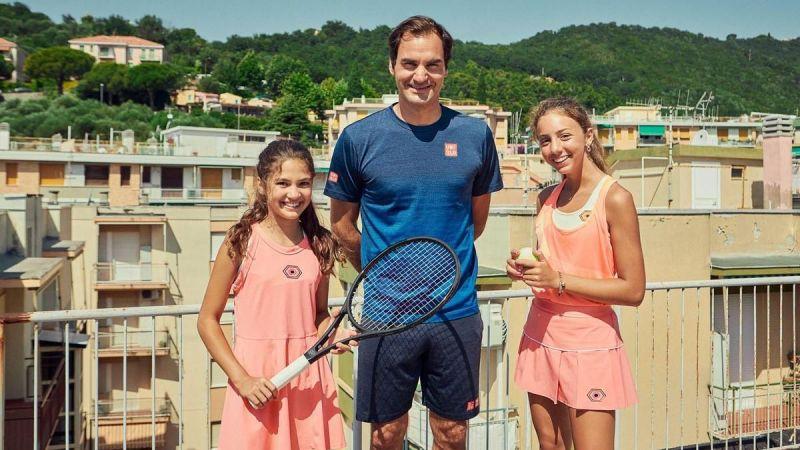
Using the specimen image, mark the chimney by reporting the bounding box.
[761,115,794,209]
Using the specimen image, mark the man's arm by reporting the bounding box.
[330,198,363,272]
[472,193,492,240]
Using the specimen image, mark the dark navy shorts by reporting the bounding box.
[355,313,483,423]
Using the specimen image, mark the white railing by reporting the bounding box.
[94,262,170,285]
[96,330,175,354]
[140,188,248,203]
[1,276,798,449]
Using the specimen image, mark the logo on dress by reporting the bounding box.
[328,171,339,183]
[466,397,480,411]
[444,142,458,158]
[283,265,303,279]
[587,388,606,402]
[579,210,592,222]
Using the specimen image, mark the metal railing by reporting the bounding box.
[96,330,176,355]
[0,276,798,449]
[94,262,170,285]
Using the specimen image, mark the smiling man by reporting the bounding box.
[324,16,503,450]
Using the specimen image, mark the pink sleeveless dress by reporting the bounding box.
[515,176,638,410]
[217,225,346,449]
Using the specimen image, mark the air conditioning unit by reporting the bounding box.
[479,303,507,348]
[141,289,157,301]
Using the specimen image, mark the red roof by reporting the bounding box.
[68,35,164,48]
[0,37,17,52]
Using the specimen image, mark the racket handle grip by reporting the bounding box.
[270,355,311,390]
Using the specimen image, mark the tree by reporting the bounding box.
[24,47,95,95]
[264,55,308,98]
[0,58,13,80]
[136,15,167,43]
[236,51,264,93]
[128,63,184,109]
[76,63,129,104]
[318,77,349,115]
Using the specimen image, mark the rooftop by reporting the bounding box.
[0,37,17,51]
[68,35,164,48]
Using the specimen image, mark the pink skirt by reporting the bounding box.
[515,300,637,410]
[217,334,346,450]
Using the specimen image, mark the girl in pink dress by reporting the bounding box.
[506,98,646,450]
[198,140,351,450]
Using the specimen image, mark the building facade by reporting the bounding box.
[68,36,164,66]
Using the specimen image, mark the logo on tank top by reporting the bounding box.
[444,142,458,158]
[587,388,606,402]
[579,210,592,222]
[283,265,303,279]
[328,171,339,183]
[466,397,480,411]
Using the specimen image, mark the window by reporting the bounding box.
[731,166,744,180]
[85,165,109,186]
[40,164,65,186]
[6,163,17,185]
[230,169,241,181]
[210,422,222,450]
[211,232,226,261]
[142,166,151,184]
[120,166,131,186]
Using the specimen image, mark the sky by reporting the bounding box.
[20,0,800,44]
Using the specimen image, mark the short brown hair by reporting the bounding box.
[388,16,453,67]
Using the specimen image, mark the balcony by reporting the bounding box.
[96,330,175,358]
[91,396,174,449]
[93,262,170,291]
[140,187,247,204]
[1,276,799,449]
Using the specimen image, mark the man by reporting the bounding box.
[324,16,503,449]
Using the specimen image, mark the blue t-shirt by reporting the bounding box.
[324,105,503,321]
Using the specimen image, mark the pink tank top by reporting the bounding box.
[535,176,618,306]
[231,225,321,339]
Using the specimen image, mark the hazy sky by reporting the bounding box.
[20,0,800,44]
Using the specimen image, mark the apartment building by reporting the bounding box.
[68,36,164,66]
[0,37,25,83]
[0,195,86,449]
[325,94,511,153]
[592,104,764,152]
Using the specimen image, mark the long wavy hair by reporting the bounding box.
[226,140,341,274]
[531,97,608,173]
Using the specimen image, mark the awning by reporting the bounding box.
[596,124,614,129]
[639,125,666,136]
[792,146,800,157]
[711,253,800,277]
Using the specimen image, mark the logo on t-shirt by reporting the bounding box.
[466,397,480,411]
[283,265,302,279]
[328,171,339,183]
[444,142,458,158]
[587,388,606,402]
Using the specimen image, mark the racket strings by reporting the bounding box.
[352,240,458,331]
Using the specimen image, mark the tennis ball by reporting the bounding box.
[518,247,539,261]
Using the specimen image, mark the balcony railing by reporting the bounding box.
[91,395,175,449]
[140,188,247,204]
[97,330,175,358]
[94,262,170,289]
[1,276,798,449]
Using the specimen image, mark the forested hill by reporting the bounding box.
[2,1,798,115]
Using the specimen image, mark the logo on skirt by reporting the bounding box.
[283,265,303,279]
[587,388,606,402]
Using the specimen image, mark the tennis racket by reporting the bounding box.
[268,236,460,391]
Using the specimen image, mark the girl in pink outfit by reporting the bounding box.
[198,140,351,450]
[507,97,646,450]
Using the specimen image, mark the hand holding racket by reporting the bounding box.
[265,236,460,393]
